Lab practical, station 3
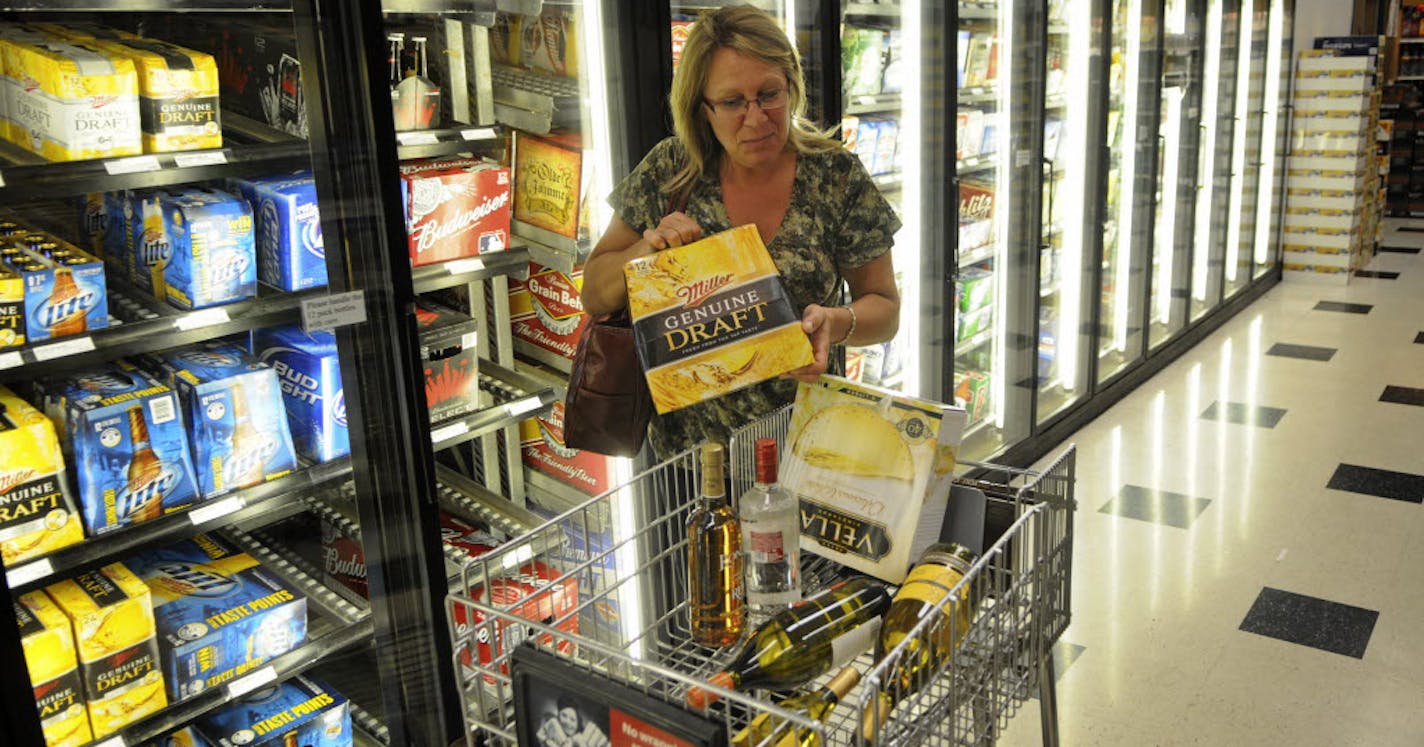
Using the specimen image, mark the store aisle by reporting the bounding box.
[998,224,1424,746]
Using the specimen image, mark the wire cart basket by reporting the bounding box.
[448,406,1076,746]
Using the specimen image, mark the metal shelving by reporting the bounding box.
[412,247,534,294]
[396,125,504,161]
[429,362,557,451]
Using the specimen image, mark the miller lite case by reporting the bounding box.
[126,534,308,702]
[2,237,109,344]
[195,675,350,747]
[253,325,348,463]
[36,361,200,536]
[16,591,91,747]
[144,342,298,499]
[161,189,257,310]
[399,157,511,267]
[227,173,326,291]
[46,563,168,738]
[0,386,83,565]
[127,189,173,296]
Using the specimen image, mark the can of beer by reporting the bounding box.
[36,242,61,258]
[59,256,90,267]
[22,234,49,251]
[17,261,48,272]
[0,222,22,236]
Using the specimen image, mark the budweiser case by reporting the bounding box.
[37,361,200,536]
[16,590,91,747]
[0,386,83,566]
[450,560,577,685]
[195,675,350,747]
[507,262,588,373]
[323,510,498,598]
[415,300,480,422]
[227,172,326,291]
[127,534,308,702]
[400,157,511,267]
[252,325,348,463]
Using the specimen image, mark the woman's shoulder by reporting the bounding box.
[798,145,870,191]
[642,136,689,169]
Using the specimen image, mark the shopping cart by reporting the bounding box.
[448,406,1076,746]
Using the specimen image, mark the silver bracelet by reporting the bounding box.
[837,305,857,345]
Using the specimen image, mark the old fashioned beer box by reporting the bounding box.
[513,131,592,243]
[508,262,588,373]
[0,386,83,566]
[623,224,813,414]
[16,590,91,747]
[781,376,968,583]
[399,157,511,267]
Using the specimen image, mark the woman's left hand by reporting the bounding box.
[782,304,836,383]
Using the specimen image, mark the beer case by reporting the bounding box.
[37,361,200,536]
[181,17,306,138]
[16,591,91,747]
[516,8,578,78]
[194,675,351,747]
[144,342,298,499]
[0,261,25,349]
[226,173,327,291]
[507,262,588,373]
[2,240,109,344]
[449,559,577,685]
[415,300,480,423]
[399,157,511,267]
[0,25,50,147]
[46,563,168,738]
[161,189,258,310]
[144,727,213,747]
[513,130,592,242]
[623,224,814,414]
[518,402,614,497]
[252,325,348,463]
[0,36,142,161]
[321,509,499,599]
[76,192,120,278]
[126,534,308,702]
[0,386,83,565]
[128,189,174,297]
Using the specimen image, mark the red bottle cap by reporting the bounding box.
[755,437,778,484]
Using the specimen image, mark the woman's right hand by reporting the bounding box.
[642,211,703,250]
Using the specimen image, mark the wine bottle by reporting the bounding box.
[685,577,890,709]
[733,666,862,747]
[860,541,978,742]
[740,437,801,616]
[688,442,744,647]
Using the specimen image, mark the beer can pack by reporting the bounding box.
[126,534,308,702]
[0,25,50,146]
[76,193,116,273]
[195,675,351,747]
[16,591,91,747]
[144,342,298,499]
[414,300,480,422]
[36,361,200,536]
[0,386,84,566]
[4,240,109,344]
[161,189,257,310]
[399,157,511,266]
[252,325,348,463]
[227,173,327,291]
[126,189,173,297]
[0,261,24,348]
[0,35,142,161]
[46,563,168,738]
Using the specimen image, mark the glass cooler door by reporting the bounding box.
[1192,0,1239,320]
[1224,0,1268,299]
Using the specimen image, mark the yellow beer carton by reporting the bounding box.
[0,260,23,348]
[1,35,141,161]
[624,224,814,414]
[0,386,83,565]
[0,24,50,145]
[47,562,168,738]
[16,591,92,747]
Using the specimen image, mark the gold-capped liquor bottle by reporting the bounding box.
[687,442,744,647]
[124,406,165,522]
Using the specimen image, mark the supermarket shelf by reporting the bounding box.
[1401,37,1424,44]
[429,362,556,451]
[873,172,903,192]
[1400,75,1424,81]
[963,416,992,440]
[513,221,591,272]
[3,457,353,594]
[957,326,994,351]
[436,466,548,540]
[959,242,997,267]
[383,0,495,22]
[844,92,902,115]
[958,86,1000,105]
[1041,281,1060,298]
[959,1,1000,21]
[0,0,290,9]
[957,153,998,174]
[844,2,901,17]
[412,247,532,294]
[0,283,333,380]
[395,125,504,161]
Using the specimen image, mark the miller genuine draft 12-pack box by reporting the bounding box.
[0,385,83,565]
[624,224,813,414]
[16,590,91,747]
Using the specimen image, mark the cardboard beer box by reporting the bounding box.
[37,361,200,536]
[2,237,109,344]
[518,401,614,496]
[180,17,306,138]
[415,300,480,423]
[0,25,51,146]
[323,509,498,599]
[16,591,91,747]
[143,342,298,499]
[46,563,168,738]
[624,224,813,415]
[0,36,141,161]
[513,130,593,243]
[252,325,348,463]
[508,262,588,372]
[518,8,579,78]
[194,675,350,747]
[126,188,175,298]
[0,386,83,566]
[0,260,23,348]
[126,534,308,702]
[400,157,511,267]
[781,375,968,584]
[143,727,212,747]
[227,172,326,291]
[449,559,578,685]
[161,189,257,310]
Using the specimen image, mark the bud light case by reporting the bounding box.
[126,534,308,703]
[161,189,257,310]
[227,173,327,291]
[195,674,350,747]
[144,342,298,499]
[252,325,348,463]
[35,361,200,536]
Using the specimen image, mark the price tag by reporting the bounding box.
[301,291,367,333]
[505,398,542,418]
[175,307,231,331]
[0,351,21,370]
[462,127,498,141]
[228,666,278,698]
[92,737,125,747]
[174,151,228,168]
[398,131,440,145]
[104,155,161,175]
[857,95,877,106]
[33,336,95,361]
[188,496,245,526]
[6,557,52,588]
[430,421,470,444]
[445,258,485,274]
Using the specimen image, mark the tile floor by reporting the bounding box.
[997,223,1424,746]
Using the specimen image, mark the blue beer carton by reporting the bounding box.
[35,360,200,535]
[196,675,351,747]
[252,325,348,463]
[3,236,109,343]
[228,173,327,291]
[143,727,213,747]
[127,534,308,702]
[161,189,257,310]
[128,189,175,297]
[144,342,298,499]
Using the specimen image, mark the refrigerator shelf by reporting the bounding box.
[0,0,291,11]
[429,362,557,451]
[963,416,992,440]
[1041,281,1060,298]
[436,465,549,542]
[959,242,998,267]
[382,0,496,23]
[873,172,904,191]
[513,221,593,272]
[959,86,1001,105]
[958,153,999,174]
[412,246,533,294]
[844,2,901,17]
[396,125,504,161]
[844,92,902,115]
[957,326,995,351]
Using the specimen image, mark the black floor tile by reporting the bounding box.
[1380,385,1424,407]
[1399,226,1424,233]
[1201,401,1288,428]
[1266,342,1337,362]
[1239,587,1379,659]
[1415,331,1424,345]
[1354,270,1401,279]
[1326,463,1424,504]
[1313,301,1373,314]
[1378,245,1421,254]
[1100,485,1212,530]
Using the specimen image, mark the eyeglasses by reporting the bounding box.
[703,88,787,120]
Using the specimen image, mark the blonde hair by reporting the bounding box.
[665,4,839,197]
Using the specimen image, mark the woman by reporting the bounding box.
[582,4,901,456]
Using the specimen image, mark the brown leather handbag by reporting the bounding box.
[562,308,653,457]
